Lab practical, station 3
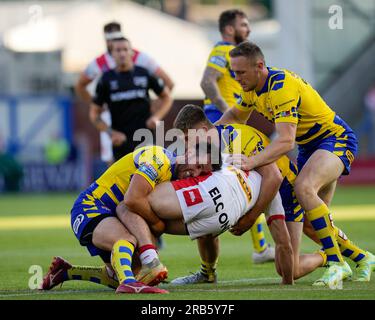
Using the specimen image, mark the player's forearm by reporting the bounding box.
[251,137,295,168]
[124,197,162,226]
[201,81,229,113]
[75,83,92,105]
[152,95,173,120]
[216,108,246,125]
[89,105,109,132]
[252,175,282,218]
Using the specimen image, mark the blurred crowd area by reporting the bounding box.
[0,0,374,192]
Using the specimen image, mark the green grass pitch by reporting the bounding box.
[1,186,375,300]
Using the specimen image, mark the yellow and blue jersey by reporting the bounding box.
[70,145,177,257]
[216,123,297,183]
[93,145,176,210]
[234,67,348,145]
[234,67,357,175]
[204,41,242,108]
[216,123,303,222]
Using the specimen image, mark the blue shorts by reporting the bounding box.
[70,182,116,258]
[204,104,223,123]
[297,115,358,175]
[279,177,304,223]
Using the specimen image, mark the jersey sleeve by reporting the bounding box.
[233,92,255,113]
[83,59,100,80]
[133,147,171,188]
[206,47,228,74]
[135,51,160,75]
[269,81,300,125]
[149,73,165,96]
[92,75,108,107]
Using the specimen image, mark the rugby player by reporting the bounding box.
[171,104,325,284]
[89,37,172,160]
[201,8,274,265]
[75,21,174,165]
[222,41,375,285]
[40,145,215,294]
[42,162,294,288]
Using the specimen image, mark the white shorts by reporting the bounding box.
[264,192,285,225]
[100,110,113,163]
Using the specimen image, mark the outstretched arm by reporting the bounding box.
[230,163,283,236]
[227,122,296,171]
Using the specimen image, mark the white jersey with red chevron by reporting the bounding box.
[172,166,261,240]
[84,49,159,80]
[172,166,285,239]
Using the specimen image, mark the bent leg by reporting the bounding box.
[287,222,324,280]
[92,217,138,285]
[295,150,344,264]
[317,180,369,265]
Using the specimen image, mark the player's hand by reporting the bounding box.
[230,214,256,236]
[111,130,127,146]
[226,154,255,171]
[150,219,165,237]
[146,116,160,130]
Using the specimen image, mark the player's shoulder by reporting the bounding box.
[133,65,152,77]
[99,68,117,82]
[134,145,176,165]
[208,41,234,61]
[212,41,235,53]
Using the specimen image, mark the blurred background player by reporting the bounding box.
[89,37,172,161]
[75,21,174,166]
[200,9,274,264]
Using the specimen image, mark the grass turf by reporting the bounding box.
[1,186,375,300]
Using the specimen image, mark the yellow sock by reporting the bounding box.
[316,250,328,267]
[334,226,367,263]
[305,203,344,263]
[111,240,137,284]
[250,215,268,253]
[66,265,118,289]
[200,259,218,281]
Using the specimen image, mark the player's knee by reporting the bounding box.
[294,178,316,202]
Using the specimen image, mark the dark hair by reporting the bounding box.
[174,104,212,131]
[219,9,247,34]
[109,37,130,52]
[229,41,265,62]
[104,21,121,33]
[194,142,222,172]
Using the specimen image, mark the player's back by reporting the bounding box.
[215,166,261,218]
[204,42,242,108]
[217,123,298,183]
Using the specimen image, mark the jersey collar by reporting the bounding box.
[215,41,234,47]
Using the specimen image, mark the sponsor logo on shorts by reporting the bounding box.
[73,214,85,235]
